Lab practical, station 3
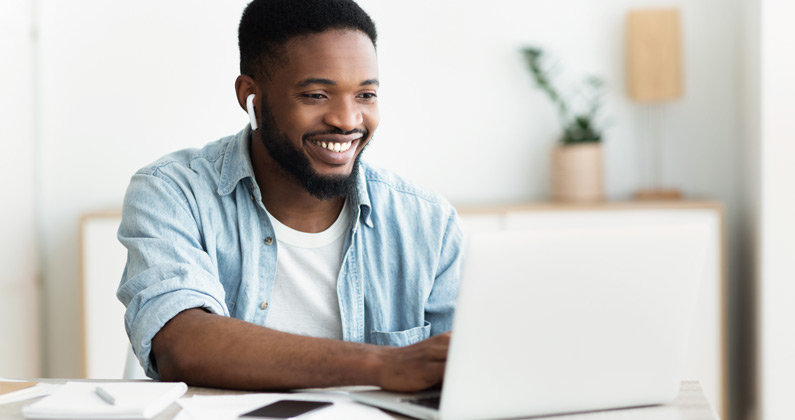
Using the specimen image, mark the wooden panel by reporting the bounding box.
[456,200,720,214]
[626,8,683,102]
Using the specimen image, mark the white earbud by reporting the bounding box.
[246,93,258,131]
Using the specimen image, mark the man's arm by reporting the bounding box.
[153,308,450,392]
[120,167,451,391]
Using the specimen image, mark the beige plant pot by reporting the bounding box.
[549,143,604,202]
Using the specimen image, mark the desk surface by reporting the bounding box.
[0,380,719,420]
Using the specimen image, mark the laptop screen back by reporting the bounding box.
[439,224,710,420]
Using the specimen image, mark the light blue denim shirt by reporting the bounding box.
[117,126,463,379]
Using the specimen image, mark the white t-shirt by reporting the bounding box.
[261,200,350,340]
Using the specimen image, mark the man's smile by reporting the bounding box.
[306,137,361,166]
[302,129,366,167]
[309,139,353,152]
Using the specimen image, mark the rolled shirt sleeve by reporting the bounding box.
[117,169,228,379]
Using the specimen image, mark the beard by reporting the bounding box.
[256,96,369,201]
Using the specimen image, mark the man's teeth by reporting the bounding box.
[312,140,352,152]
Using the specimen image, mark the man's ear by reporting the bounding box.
[235,75,259,130]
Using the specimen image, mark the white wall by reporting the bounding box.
[36,0,251,376]
[0,0,40,378]
[757,1,795,419]
[28,3,744,412]
[359,0,741,207]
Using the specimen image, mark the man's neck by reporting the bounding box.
[251,135,346,233]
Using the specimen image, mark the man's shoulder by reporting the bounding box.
[360,162,452,210]
[134,134,235,179]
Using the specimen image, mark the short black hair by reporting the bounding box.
[238,0,378,79]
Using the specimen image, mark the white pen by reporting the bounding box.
[95,386,116,405]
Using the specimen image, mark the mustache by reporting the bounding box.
[303,128,368,141]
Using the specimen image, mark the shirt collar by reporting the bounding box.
[217,125,374,228]
[353,161,374,228]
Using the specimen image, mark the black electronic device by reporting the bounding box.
[239,399,333,419]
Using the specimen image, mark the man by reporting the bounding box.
[117,0,462,392]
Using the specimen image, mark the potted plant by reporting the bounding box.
[521,47,606,202]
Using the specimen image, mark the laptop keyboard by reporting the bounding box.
[401,395,441,410]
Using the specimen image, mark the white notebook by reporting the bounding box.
[22,381,187,419]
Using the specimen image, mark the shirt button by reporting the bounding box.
[249,194,255,201]
[264,237,274,245]
[260,301,268,310]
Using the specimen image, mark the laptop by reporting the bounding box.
[351,223,710,420]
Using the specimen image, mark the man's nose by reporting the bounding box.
[323,99,363,132]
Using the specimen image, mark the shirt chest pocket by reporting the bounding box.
[369,321,431,347]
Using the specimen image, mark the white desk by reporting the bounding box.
[0,380,719,419]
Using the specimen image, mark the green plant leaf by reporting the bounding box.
[521,46,605,145]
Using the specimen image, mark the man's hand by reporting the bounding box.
[377,332,450,392]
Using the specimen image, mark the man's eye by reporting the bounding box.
[359,92,377,100]
[303,93,327,100]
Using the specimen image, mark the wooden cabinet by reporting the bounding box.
[455,201,726,418]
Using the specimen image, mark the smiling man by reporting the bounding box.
[117,0,463,391]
